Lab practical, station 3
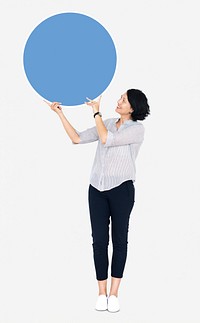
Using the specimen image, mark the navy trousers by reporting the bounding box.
[88,180,135,281]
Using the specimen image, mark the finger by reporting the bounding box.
[86,97,93,102]
[53,102,62,105]
[43,100,51,107]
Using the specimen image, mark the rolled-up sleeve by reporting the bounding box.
[104,124,144,147]
[73,126,99,144]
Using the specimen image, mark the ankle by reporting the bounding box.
[98,292,107,296]
[109,293,118,297]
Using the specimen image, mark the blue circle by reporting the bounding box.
[23,12,117,106]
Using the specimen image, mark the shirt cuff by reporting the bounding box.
[104,130,114,147]
[72,130,80,144]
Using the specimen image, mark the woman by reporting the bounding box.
[45,89,150,312]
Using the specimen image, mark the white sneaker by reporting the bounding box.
[107,295,120,312]
[95,295,108,311]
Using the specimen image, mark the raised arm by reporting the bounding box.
[85,96,108,144]
[44,101,80,143]
[57,110,81,143]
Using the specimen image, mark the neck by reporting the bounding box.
[118,115,132,124]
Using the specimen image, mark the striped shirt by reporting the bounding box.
[75,118,145,191]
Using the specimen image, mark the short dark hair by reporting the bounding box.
[127,89,150,121]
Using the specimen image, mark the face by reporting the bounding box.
[115,92,133,117]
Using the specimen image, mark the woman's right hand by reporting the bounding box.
[43,100,62,113]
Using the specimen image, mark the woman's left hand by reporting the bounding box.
[85,95,102,113]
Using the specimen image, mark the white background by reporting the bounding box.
[0,0,200,322]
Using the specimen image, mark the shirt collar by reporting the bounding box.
[115,118,135,125]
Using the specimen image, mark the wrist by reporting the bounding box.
[57,110,63,116]
[94,111,102,118]
[92,108,99,114]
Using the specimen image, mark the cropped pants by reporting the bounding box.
[88,180,135,281]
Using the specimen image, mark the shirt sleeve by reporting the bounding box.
[72,118,111,145]
[104,124,145,147]
[72,125,99,144]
